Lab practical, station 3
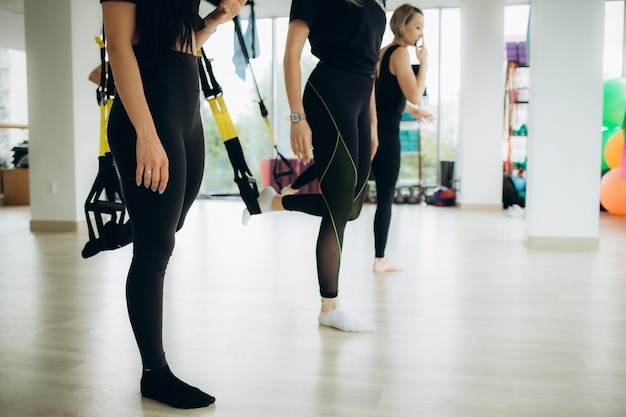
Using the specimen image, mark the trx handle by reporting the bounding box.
[198,48,261,214]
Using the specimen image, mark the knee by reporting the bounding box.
[349,198,365,221]
[133,232,175,259]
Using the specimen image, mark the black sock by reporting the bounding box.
[140,366,215,409]
[81,221,133,259]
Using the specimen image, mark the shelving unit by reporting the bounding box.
[503,60,529,176]
[398,112,424,204]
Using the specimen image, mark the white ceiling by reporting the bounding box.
[1,0,531,19]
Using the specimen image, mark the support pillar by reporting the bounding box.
[24,0,100,231]
[455,0,505,210]
[524,0,604,249]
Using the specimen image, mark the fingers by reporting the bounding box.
[220,0,247,18]
[291,122,313,162]
[137,164,169,194]
[293,146,313,162]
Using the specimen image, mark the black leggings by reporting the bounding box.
[107,47,205,370]
[282,64,373,298]
[290,162,317,190]
[371,119,401,258]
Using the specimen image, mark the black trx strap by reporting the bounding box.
[203,0,294,188]
[81,34,132,259]
[198,48,261,214]
[231,12,295,189]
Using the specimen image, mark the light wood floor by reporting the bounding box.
[0,200,625,417]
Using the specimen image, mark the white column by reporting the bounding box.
[455,0,505,210]
[525,0,604,249]
[24,0,101,231]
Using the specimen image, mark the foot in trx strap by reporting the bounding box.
[81,221,133,258]
[140,365,215,409]
[280,184,299,195]
[373,257,403,273]
[318,307,374,332]
[241,187,278,225]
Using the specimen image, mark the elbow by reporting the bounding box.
[104,41,131,65]
[407,96,421,107]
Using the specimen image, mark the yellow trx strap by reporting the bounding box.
[95,36,113,156]
[197,48,261,214]
[208,94,238,143]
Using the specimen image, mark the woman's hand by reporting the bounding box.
[135,131,169,193]
[370,123,379,161]
[415,38,428,65]
[409,107,435,123]
[205,0,248,29]
[198,0,248,46]
[290,120,313,163]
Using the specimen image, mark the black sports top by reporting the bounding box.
[99,0,204,28]
[375,44,407,124]
[289,0,386,76]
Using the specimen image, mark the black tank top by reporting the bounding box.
[375,44,406,125]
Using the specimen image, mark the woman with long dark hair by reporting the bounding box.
[101,0,246,409]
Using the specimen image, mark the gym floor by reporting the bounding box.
[1,200,625,417]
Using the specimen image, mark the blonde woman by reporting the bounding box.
[373,4,431,272]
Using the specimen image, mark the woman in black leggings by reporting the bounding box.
[243,0,386,332]
[277,4,432,274]
[102,0,245,409]
[372,4,430,272]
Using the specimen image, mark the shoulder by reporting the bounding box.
[387,45,409,75]
[389,46,409,63]
[388,45,408,64]
[290,0,321,21]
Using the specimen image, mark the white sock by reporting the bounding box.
[241,187,278,225]
[258,187,277,212]
[318,307,373,332]
[241,208,251,225]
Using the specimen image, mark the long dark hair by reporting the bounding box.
[136,0,203,56]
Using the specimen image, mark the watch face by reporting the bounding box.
[290,113,300,123]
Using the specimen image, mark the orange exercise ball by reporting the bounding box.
[603,130,624,169]
[600,168,626,216]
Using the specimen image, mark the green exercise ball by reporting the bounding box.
[601,128,617,170]
[603,78,626,130]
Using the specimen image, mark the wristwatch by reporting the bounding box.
[289,112,306,123]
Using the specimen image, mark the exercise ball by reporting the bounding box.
[600,168,626,216]
[603,129,624,169]
[431,186,456,206]
[601,129,616,170]
[603,78,626,130]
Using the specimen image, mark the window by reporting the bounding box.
[604,1,624,78]
[198,18,277,196]
[198,2,623,197]
[0,48,28,168]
